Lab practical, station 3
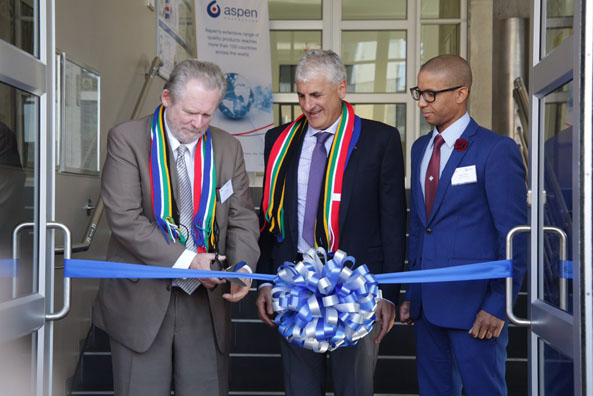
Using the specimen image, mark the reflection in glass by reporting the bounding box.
[542,81,573,312]
[0,81,36,303]
[268,0,321,20]
[544,0,574,56]
[421,24,459,63]
[342,0,406,20]
[0,0,37,56]
[342,31,406,93]
[421,0,460,19]
[271,31,322,92]
[541,340,574,396]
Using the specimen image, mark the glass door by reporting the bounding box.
[0,1,69,395]
[507,0,593,394]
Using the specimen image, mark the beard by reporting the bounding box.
[170,126,206,144]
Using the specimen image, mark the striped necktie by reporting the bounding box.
[175,145,201,295]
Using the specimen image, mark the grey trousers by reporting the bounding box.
[279,323,380,396]
[109,287,228,396]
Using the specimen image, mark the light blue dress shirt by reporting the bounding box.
[419,112,471,198]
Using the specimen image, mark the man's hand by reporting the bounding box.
[374,299,396,344]
[399,300,413,325]
[469,309,505,340]
[189,253,226,289]
[256,286,276,327]
[223,267,251,302]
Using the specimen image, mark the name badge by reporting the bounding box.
[219,179,234,204]
[451,165,477,185]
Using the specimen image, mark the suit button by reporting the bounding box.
[426,228,432,234]
[166,285,171,291]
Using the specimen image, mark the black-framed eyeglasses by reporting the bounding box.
[409,86,462,103]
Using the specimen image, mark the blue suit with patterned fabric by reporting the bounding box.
[405,118,527,395]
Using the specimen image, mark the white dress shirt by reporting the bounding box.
[419,112,471,198]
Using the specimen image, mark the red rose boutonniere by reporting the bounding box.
[454,138,468,152]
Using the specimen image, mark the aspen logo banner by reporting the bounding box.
[196,0,273,172]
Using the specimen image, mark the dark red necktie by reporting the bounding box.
[425,134,445,219]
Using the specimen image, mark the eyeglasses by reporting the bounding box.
[409,86,462,103]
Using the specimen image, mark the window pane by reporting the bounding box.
[543,0,574,56]
[61,59,100,174]
[342,0,406,20]
[0,81,37,302]
[420,24,459,63]
[271,31,322,92]
[352,103,406,164]
[342,31,406,93]
[269,0,321,20]
[274,103,303,126]
[542,81,573,313]
[421,0,460,19]
[0,0,38,56]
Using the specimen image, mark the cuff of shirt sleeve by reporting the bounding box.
[241,265,253,273]
[172,249,196,269]
[258,282,273,290]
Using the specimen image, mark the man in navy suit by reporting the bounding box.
[399,55,527,395]
[256,49,406,395]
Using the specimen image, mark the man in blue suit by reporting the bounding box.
[399,55,527,395]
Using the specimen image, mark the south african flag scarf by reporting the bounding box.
[261,101,361,253]
[149,104,217,252]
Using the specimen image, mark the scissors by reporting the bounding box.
[210,252,247,287]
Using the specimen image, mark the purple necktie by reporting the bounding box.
[303,132,332,247]
[425,134,445,219]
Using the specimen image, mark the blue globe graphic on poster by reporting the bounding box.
[219,73,254,119]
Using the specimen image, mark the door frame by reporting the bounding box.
[527,0,593,394]
[0,0,59,394]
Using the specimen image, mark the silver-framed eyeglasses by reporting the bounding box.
[410,86,462,103]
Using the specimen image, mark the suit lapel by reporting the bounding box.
[415,134,431,227]
[427,119,478,223]
[286,135,305,246]
[338,145,359,232]
[166,139,181,220]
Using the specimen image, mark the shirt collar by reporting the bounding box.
[430,112,471,148]
[306,114,341,138]
[164,109,199,157]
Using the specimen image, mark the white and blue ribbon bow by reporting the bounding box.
[271,248,379,353]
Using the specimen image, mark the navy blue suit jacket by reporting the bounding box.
[405,118,527,328]
[258,117,407,303]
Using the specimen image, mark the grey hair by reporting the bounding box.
[295,49,347,86]
[164,59,227,103]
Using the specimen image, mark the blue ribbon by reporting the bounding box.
[63,251,513,352]
[561,260,573,279]
[376,259,512,284]
[64,259,275,281]
[0,259,17,278]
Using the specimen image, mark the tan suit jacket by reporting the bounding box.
[93,115,259,354]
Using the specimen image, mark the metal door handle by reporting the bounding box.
[12,222,35,299]
[506,225,531,326]
[45,222,72,321]
[543,226,568,310]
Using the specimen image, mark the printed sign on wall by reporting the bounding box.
[196,0,274,172]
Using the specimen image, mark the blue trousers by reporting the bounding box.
[415,312,508,396]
